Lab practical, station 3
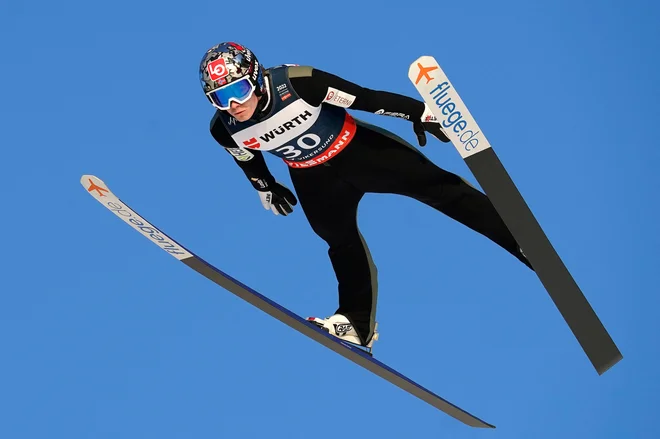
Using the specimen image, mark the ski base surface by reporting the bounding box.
[81,174,495,429]
[408,55,622,375]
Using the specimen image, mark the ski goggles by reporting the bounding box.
[206,77,255,110]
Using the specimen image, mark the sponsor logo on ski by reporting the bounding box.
[414,63,438,85]
[106,201,187,256]
[86,179,109,197]
[428,81,482,153]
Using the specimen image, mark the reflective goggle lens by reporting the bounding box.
[207,78,254,110]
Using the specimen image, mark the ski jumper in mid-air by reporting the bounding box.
[199,42,532,353]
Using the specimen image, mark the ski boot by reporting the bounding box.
[307,313,379,355]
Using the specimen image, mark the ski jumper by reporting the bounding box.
[209,65,531,345]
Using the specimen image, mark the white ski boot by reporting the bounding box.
[307,314,379,354]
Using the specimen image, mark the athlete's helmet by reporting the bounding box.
[199,42,266,111]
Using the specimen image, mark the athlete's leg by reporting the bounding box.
[341,122,532,269]
[288,164,379,344]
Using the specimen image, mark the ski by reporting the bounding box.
[80,174,495,429]
[408,56,622,375]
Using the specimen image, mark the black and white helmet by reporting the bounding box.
[199,42,266,110]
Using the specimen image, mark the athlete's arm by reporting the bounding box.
[209,112,277,191]
[288,66,448,144]
[288,66,425,121]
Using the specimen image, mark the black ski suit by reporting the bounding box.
[209,64,531,346]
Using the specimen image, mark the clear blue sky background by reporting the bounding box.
[2,0,659,437]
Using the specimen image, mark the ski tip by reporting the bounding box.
[81,174,101,185]
[80,175,112,199]
[408,55,439,74]
[408,56,443,86]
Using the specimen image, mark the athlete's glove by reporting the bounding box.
[256,181,298,216]
[413,104,450,146]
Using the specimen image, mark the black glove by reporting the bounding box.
[413,120,450,146]
[257,181,298,216]
[413,103,451,146]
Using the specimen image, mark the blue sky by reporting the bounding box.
[2,0,659,437]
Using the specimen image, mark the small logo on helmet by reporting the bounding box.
[207,58,229,81]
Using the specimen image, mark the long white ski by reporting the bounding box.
[80,174,495,428]
[408,55,622,375]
